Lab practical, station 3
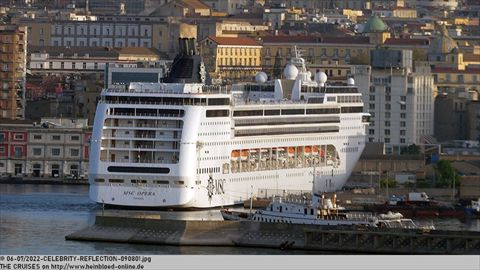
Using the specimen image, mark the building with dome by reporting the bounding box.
[362,15,391,44]
[428,24,462,68]
[427,24,479,94]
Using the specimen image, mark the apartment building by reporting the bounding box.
[23,15,196,56]
[200,36,262,83]
[0,121,28,176]
[261,35,373,76]
[0,119,92,178]
[28,46,162,74]
[0,25,27,120]
[353,49,435,153]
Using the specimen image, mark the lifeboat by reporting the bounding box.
[304,146,311,156]
[287,147,295,157]
[240,150,249,160]
[312,146,319,155]
[231,150,240,159]
[320,149,325,157]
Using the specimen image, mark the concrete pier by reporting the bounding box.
[66,216,480,254]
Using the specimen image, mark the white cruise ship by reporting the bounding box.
[89,39,369,208]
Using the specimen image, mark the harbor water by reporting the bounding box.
[1,184,479,254]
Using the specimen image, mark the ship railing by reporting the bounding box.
[101,100,208,106]
[111,112,182,118]
[232,99,313,106]
[103,85,231,95]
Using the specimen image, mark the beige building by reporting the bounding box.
[150,0,211,17]
[0,25,27,120]
[261,35,373,76]
[27,126,91,178]
[200,36,262,83]
[152,21,197,57]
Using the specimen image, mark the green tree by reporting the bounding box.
[272,50,283,78]
[401,144,420,155]
[434,160,460,188]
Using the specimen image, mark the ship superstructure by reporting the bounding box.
[88,39,369,208]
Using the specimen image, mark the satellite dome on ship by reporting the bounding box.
[283,64,299,80]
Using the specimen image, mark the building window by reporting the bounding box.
[369,86,375,93]
[400,113,406,119]
[71,135,80,141]
[70,148,79,157]
[385,121,390,127]
[369,104,375,109]
[33,148,42,156]
[14,146,23,157]
[51,148,61,156]
[400,138,405,144]
[52,135,61,141]
[400,104,406,110]
[0,146,5,153]
[385,104,391,110]
[401,96,406,102]
[385,129,390,135]
[385,112,391,118]
[83,63,86,69]
[385,95,391,102]
[14,133,24,140]
[385,138,390,143]
[400,130,406,135]
[400,121,406,127]
[369,129,375,135]
[369,95,375,101]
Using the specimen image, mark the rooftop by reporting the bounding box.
[206,36,261,46]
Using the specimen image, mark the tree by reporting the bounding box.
[434,160,460,188]
[272,50,283,79]
[401,144,420,155]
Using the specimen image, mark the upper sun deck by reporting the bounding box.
[102,82,231,97]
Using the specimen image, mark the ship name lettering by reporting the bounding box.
[215,179,225,195]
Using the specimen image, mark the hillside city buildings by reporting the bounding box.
[0,0,479,176]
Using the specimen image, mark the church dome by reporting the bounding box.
[428,25,458,55]
[363,15,388,33]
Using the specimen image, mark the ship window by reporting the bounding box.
[109,179,124,183]
[281,109,305,115]
[306,108,340,114]
[154,180,169,185]
[233,110,263,117]
[311,209,314,215]
[107,166,170,174]
[131,180,147,184]
[207,98,230,106]
[304,208,307,214]
[341,106,363,113]
[94,178,105,183]
[174,181,184,185]
[206,110,229,117]
[264,110,280,116]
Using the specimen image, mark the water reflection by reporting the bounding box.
[0,184,479,254]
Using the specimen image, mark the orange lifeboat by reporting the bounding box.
[288,147,295,157]
[231,150,240,158]
[312,146,319,155]
[320,149,325,157]
[240,150,249,160]
[304,146,312,156]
